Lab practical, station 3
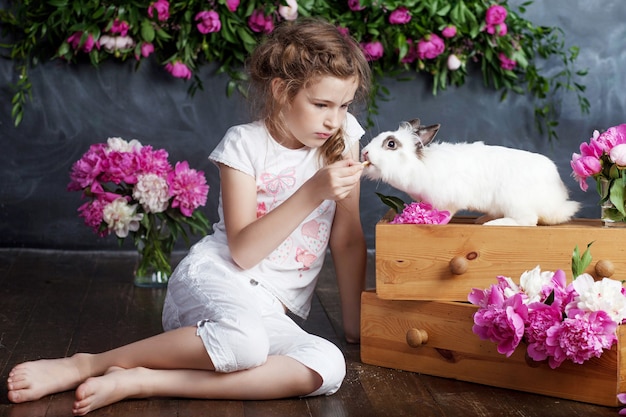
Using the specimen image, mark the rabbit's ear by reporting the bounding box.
[407,119,421,130]
[416,124,441,147]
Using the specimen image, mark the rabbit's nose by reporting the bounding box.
[362,151,369,162]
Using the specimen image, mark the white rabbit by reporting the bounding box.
[361,119,580,226]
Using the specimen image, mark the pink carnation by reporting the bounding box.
[168,161,209,217]
[417,34,445,60]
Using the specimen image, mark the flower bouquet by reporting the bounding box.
[376,193,451,225]
[68,137,211,287]
[468,243,626,369]
[571,123,626,225]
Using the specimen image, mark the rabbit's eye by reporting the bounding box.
[383,137,397,150]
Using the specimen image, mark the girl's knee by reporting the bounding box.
[300,339,346,397]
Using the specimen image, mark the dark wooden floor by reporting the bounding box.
[0,248,621,417]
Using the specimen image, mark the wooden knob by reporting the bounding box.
[406,328,428,347]
[449,256,468,275]
[595,259,615,278]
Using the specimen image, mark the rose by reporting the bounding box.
[165,61,192,79]
[389,7,411,25]
[417,34,444,60]
[195,11,221,34]
[278,0,298,21]
[361,41,384,61]
[248,10,274,33]
[148,0,170,21]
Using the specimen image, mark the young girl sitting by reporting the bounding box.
[7,17,372,416]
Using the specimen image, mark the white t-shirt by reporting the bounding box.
[195,114,364,319]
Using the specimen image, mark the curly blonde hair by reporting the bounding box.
[247,18,371,165]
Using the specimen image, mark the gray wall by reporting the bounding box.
[1,0,625,250]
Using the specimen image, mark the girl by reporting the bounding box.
[6,17,372,416]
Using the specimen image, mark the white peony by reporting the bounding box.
[278,0,298,21]
[571,274,626,323]
[102,198,143,238]
[133,173,170,213]
[106,137,142,153]
[519,265,554,304]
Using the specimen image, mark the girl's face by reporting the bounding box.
[277,75,358,150]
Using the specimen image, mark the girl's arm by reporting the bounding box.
[218,159,363,270]
[329,146,367,344]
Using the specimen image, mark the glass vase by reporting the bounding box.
[134,243,171,288]
[599,178,626,228]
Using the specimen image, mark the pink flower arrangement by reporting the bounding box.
[390,202,451,225]
[68,137,211,281]
[485,4,508,36]
[468,245,626,368]
[571,124,626,222]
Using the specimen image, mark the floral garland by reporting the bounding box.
[468,244,626,369]
[1,0,588,139]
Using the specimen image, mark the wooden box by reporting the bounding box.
[361,217,626,406]
[375,217,626,301]
[361,291,626,406]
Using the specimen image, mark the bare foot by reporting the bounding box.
[72,367,147,416]
[7,354,92,403]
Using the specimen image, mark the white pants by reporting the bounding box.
[162,255,346,396]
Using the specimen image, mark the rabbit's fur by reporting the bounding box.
[361,119,579,226]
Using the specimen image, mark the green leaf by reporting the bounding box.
[375,193,406,214]
[141,19,155,43]
[571,242,593,278]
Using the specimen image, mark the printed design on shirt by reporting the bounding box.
[295,218,331,275]
[259,166,297,209]
[256,202,267,218]
[268,237,292,264]
[295,247,317,271]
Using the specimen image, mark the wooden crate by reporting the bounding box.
[375,217,626,301]
[361,291,626,407]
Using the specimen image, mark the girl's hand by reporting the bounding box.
[307,159,363,201]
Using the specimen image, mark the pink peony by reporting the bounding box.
[524,303,563,362]
[610,143,626,166]
[110,19,130,37]
[390,201,450,224]
[361,41,384,61]
[570,153,602,191]
[195,10,221,34]
[487,22,508,36]
[545,310,617,368]
[441,25,457,38]
[168,161,209,217]
[389,7,411,25]
[137,42,155,59]
[498,52,516,70]
[248,10,274,33]
[67,32,96,53]
[348,0,365,11]
[148,0,170,21]
[485,4,507,25]
[226,0,240,12]
[68,143,108,191]
[165,61,192,79]
[417,34,445,60]
[401,40,418,64]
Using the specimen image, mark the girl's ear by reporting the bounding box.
[271,78,286,102]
